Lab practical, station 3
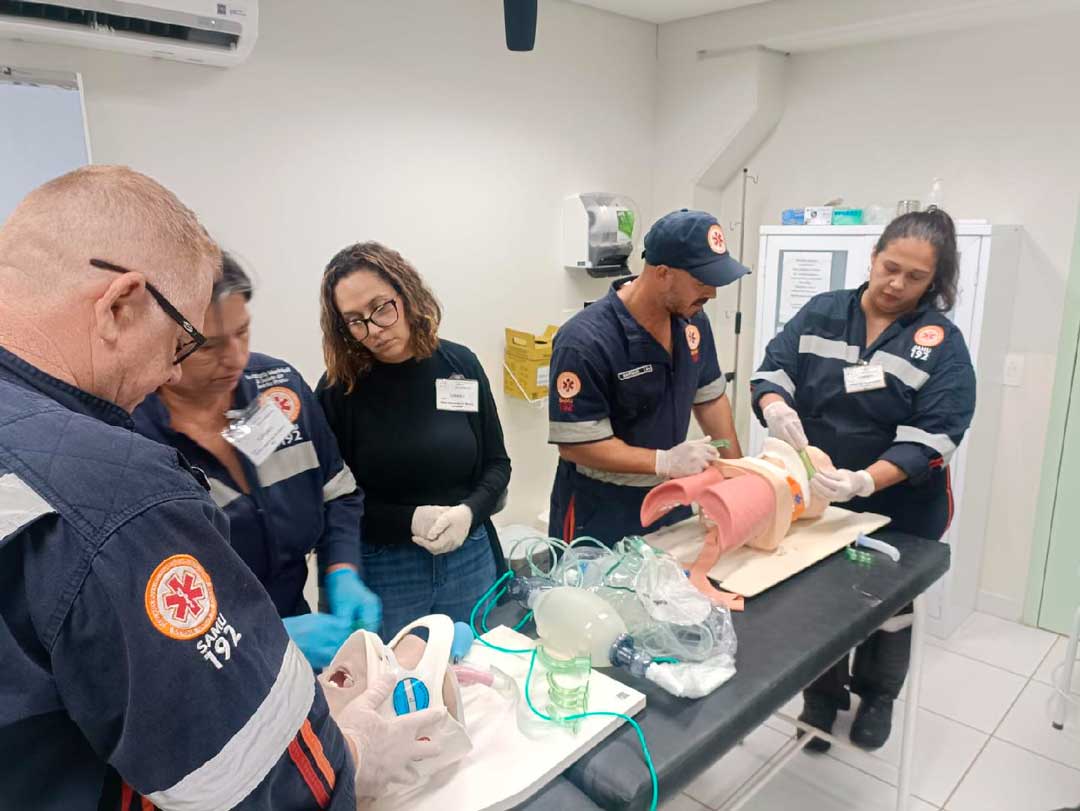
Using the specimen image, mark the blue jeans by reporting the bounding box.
[360,525,498,642]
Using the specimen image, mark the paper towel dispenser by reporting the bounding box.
[562,193,637,278]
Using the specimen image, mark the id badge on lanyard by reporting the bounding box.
[221,400,294,465]
[843,361,886,394]
[436,375,479,412]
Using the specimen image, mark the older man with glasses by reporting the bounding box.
[0,166,443,810]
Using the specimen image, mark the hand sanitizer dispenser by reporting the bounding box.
[562,193,637,277]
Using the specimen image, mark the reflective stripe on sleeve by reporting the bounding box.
[146,641,314,811]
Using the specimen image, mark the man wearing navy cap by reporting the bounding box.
[546,209,750,545]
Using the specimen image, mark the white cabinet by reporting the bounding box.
[751,224,1020,639]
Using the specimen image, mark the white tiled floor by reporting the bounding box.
[917,645,1027,733]
[945,740,1080,811]
[996,680,1080,771]
[659,612,1080,811]
[929,610,1058,677]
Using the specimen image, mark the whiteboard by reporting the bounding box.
[1,65,91,223]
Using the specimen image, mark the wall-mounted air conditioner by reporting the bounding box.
[0,1,258,68]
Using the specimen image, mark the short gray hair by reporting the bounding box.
[216,251,254,302]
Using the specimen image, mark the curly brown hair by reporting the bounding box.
[320,241,442,391]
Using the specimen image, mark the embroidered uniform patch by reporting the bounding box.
[556,372,581,399]
[556,371,581,413]
[914,325,945,348]
[145,554,218,640]
[911,345,932,362]
[686,324,702,361]
[707,224,727,254]
[259,386,302,423]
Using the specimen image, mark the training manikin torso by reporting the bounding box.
[319,613,532,809]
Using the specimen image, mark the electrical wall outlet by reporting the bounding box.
[1003,353,1025,387]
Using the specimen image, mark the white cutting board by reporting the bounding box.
[365,625,646,811]
[645,507,891,597]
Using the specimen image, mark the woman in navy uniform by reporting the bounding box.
[750,208,976,751]
[135,253,380,670]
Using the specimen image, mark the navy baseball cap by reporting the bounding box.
[642,209,750,288]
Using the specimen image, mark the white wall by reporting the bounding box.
[2,0,658,529]
[658,9,1080,620]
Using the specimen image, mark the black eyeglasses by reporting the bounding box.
[342,298,400,341]
[90,258,206,364]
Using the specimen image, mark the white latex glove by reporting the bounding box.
[416,504,473,555]
[655,436,720,479]
[762,400,809,451]
[338,673,446,800]
[410,505,448,540]
[810,468,875,503]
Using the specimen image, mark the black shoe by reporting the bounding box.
[850,695,894,750]
[797,696,839,753]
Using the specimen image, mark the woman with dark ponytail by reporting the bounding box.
[750,207,976,752]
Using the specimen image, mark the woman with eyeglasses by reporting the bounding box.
[315,241,511,641]
[133,252,381,670]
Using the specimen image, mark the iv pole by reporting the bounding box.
[729,167,758,413]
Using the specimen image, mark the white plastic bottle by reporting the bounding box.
[927,177,946,209]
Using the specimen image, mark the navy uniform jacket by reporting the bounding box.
[547,278,727,544]
[0,346,354,810]
[134,353,362,617]
[750,285,976,540]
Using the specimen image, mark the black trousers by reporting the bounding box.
[805,602,914,708]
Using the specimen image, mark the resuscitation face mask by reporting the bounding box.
[319,615,473,788]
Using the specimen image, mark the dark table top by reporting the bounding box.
[510,776,605,811]
[503,530,949,811]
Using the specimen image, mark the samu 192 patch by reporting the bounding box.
[556,371,581,413]
[259,386,301,423]
[914,325,945,348]
[145,554,218,640]
[686,324,701,362]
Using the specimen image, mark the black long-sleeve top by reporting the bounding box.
[316,340,511,546]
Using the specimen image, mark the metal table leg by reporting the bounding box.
[895,594,926,811]
[1052,604,1080,731]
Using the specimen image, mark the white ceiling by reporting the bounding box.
[568,0,773,24]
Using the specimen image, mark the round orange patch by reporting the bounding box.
[556,371,582,400]
[145,554,218,640]
[707,224,727,255]
[685,324,702,351]
[914,325,945,348]
[260,386,302,423]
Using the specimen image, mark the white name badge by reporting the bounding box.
[843,364,886,394]
[222,401,294,466]
[436,378,480,412]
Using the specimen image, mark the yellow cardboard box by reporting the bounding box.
[504,325,558,401]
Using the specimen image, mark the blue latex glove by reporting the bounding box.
[326,568,382,632]
[283,613,352,670]
[451,622,475,663]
